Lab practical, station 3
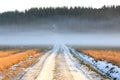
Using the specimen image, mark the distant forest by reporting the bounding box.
[0,6,120,24]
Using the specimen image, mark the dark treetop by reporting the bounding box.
[0,6,120,24]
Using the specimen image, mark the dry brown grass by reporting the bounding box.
[80,50,120,67]
[0,49,43,80]
[0,50,19,57]
[2,53,42,80]
[0,49,37,71]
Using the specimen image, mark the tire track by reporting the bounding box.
[53,53,74,80]
[18,51,52,80]
[13,44,101,80]
[35,52,57,80]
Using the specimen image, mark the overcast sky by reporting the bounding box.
[0,0,120,12]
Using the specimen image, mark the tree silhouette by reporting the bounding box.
[0,6,120,24]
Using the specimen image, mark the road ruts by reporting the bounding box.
[16,44,94,80]
[19,51,53,80]
[53,53,74,80]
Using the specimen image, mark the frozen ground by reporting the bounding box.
[70,47,120,80]
[10,43,110,80]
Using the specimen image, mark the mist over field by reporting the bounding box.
[0,6,120,47]
[0,17,120,47]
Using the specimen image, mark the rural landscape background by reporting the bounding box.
[0,3,120,80]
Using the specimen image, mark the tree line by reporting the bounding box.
[0,6,120,24]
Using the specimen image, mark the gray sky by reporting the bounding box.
[0,0,120,12]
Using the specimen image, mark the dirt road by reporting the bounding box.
[16,44,107,80]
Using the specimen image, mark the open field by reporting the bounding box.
[0,50,20,58]
[80,49,120,67]
[0,45,115,80]
[0,48,43,80]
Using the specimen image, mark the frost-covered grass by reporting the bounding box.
[70,48,120,80]
[81,50,120,67]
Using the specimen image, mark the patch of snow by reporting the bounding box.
[69,47,120,80]
[58,44,94,80]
